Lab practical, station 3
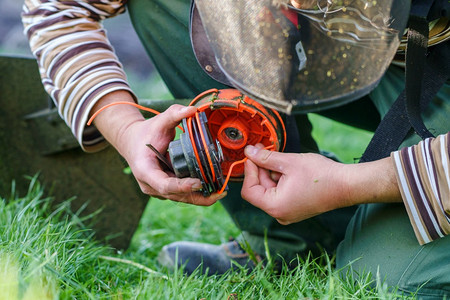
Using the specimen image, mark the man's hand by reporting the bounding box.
[241,144,401,225]
[91,90,226,206]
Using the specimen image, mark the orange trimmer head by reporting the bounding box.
[167,89,286,196]
[191,89,286,178]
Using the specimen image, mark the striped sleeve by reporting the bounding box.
[391,132,450,245]
[21,0,137,152]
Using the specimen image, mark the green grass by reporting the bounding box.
[0,174,418,299]
[0,74,414,299]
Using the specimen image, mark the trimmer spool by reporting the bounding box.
[168,110,226,196]
[192,89,286,178]
[168,88,286,196]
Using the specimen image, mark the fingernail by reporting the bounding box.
[214,191,227,201]
[180,106,190,113]
[181,106,196,114]
[245,145,258,156]
[191,182,203,191]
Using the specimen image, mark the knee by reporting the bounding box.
[336,203,450,298]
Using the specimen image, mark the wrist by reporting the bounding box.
[90,90,145,149]
[341,157,402,206]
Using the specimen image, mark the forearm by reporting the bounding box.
[339,156,402,208]
[22,0,134,152]
[340,132,450,245]
[89,90,145,156]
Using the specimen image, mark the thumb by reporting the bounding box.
[244,145,288,173]
[157,105,197,130]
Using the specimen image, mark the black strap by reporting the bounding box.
[360,41,449,163]
[360,1,449,163]
[404,14,434,140]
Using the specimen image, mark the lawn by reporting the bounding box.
[0,69,421,299]
[1,175,417,299]
[0,105,420,299]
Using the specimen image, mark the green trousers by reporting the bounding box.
[128,0,450,297]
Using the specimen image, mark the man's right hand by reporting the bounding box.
[90,90,227,206]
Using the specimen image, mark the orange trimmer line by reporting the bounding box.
[217,144,275,195]
[189,88,219,106]
[195,111,216,183]
[217,158,247,194]
[86,101,184,131]
[186,115,209,184]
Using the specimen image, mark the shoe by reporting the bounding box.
[157,240,261,275]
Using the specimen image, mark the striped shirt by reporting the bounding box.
[22,1,450,244]
[392,133,450,244]
[22,0,135,153]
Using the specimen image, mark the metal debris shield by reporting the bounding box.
[191,0,409,114]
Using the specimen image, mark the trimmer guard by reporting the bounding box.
[190,0,409,114]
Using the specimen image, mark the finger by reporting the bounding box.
[139,171,226,206]
[157,173,204,195]
[155,105,197,130]
[241,159,273,209]
[270,171,282,182]
[254,143,265,150]
[257,165,277,189]
[137,180,155,196]
[136,180,171,200]
[145,169,227,202]
[244,145,290,173]
[249,143,271,187]
[276,218,291,226]
[163,177,204,194]
[242,158,260,190]
[173,191,227,206]
[138,167,199,195]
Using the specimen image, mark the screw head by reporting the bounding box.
[205,65,213,73]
